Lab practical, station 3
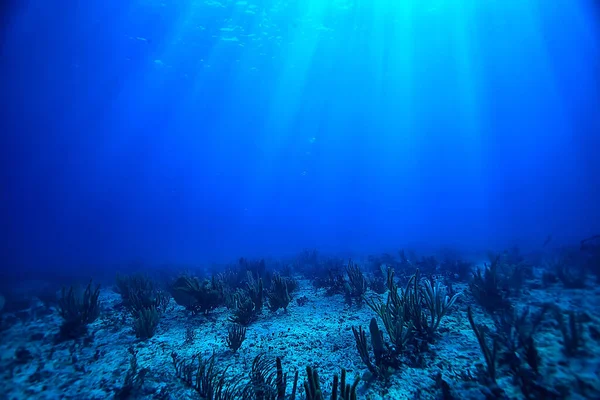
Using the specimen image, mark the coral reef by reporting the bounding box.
[1,246,599,399]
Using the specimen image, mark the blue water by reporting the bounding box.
[1,2,600,399]
[1,0,599,268]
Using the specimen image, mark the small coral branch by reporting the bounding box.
[57,279,101,341]
[422,277,461,332]
[352,318,387,379]
[304,366,358,400]
[228,292,258,326]
[170,274,225,315]
[133,306,161,340]
[172,352,235,398]
[345,259,367,303]
[267,273,292,312]
[467,306,498,382]
[226,323,247,353]
[243,354,298,399]
[552,307,585,357]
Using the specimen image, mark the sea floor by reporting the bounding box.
[1,271,599,399]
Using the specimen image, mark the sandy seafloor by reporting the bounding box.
[1,270,599,400]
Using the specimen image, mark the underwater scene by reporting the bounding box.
[1,0,600,399]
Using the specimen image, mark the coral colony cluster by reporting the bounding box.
[1,240,600,399]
